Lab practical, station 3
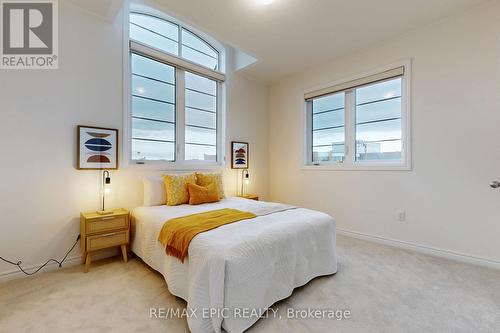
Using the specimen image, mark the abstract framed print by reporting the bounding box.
[77,126,118,170]
[231,141,249,169]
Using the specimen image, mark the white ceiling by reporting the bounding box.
[67,0,123,22]
[149,0,488,82]
[68,0,489,82]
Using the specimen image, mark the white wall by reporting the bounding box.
[268,1,500,263]
[0,1,268,278]
[2,0,498,281]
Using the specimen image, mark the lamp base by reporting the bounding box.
[96,210,113,215]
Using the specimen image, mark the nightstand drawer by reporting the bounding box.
[86,231,129,251]
[86,216,128,234]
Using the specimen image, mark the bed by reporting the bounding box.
[131,197,337,333]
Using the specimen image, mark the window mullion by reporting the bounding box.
[345,90,356,166]
[176,69,186,162]
[401,75,409,165]
[131,41,225,82]
[216,81,223,163]
[178,25,182,58]
[305,101,313,165]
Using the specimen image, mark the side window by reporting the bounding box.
[306,65,410,170]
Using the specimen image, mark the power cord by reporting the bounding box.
[0,235,81,276]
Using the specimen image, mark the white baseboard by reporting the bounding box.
[0,255,82,282]
[0,248,120,282]
[2,230,497,281]
[337,228,500,270]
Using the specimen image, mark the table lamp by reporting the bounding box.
[241,169,250,196]
[97,170,113,215]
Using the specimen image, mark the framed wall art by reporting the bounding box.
[231,141,249,169]
[77,125,118,170]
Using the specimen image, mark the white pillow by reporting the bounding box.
[143,176,166,206]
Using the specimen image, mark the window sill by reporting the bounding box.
[302,163,411,171]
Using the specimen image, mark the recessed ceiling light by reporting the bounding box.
[259,0,275,5]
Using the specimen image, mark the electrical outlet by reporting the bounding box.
[398,210,406,222]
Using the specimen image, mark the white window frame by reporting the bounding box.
[303,60,412,171]
[122,7,226,170]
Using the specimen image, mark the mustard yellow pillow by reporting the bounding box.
[195,172,225,199]
[187,183,220,205]
[163,173,196,206]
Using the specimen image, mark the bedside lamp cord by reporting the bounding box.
[0,234,81,276]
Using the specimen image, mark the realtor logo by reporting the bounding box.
[1,0,58,69]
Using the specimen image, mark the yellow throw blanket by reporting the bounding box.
[158,208,257,262]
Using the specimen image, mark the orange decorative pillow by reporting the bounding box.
[195,172,225,199]
[187,183,220,205]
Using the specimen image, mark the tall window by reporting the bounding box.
[128,12,224,164]
[306,64,410,169]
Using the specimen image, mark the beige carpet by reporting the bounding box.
[1,235,499,332]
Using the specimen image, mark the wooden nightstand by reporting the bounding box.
[80,209,129,273]
[239,194,259,201]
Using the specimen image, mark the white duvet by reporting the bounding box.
[131,197,337,333]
